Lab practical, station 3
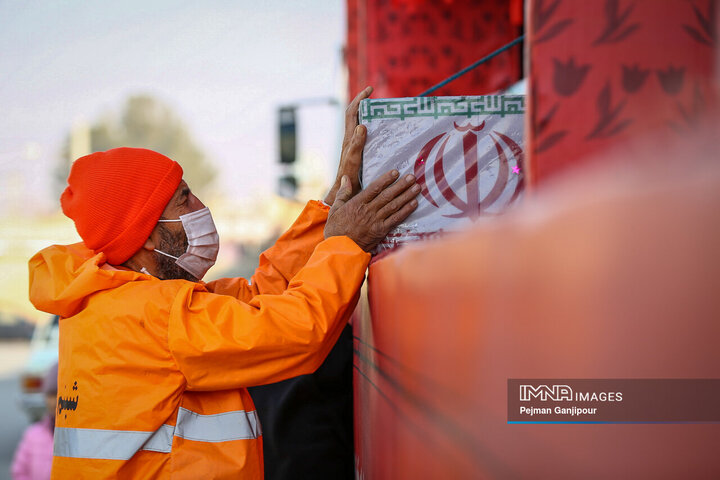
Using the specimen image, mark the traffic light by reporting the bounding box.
[277,174,297,198]
[278,107,296,164]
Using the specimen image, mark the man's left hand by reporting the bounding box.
[324,86,373,206]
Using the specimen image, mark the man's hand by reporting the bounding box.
[324,171,420,252]
[324,86,373,206]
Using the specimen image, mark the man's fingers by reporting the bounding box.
[376,182,421,220]
[332,176,352,209]
[356,169,400,203]
[346,125,366,157]
[341,125,366,176]
[383,198,419,230]
[344,86,373,140]
[369,173,417,210]
[346,86,373,115]
[340,124,366,164]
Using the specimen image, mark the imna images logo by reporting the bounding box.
[519,384,573,402]
[508,379,720,423]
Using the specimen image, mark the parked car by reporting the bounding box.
[19,315,59,421]
[0,313,34,339]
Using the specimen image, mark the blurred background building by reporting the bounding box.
[0,0,347,327]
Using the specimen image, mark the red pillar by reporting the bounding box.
[346,0,523,99]
[526,0,718,187]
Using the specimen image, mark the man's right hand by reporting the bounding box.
[324,171,420,252]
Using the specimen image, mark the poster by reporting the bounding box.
[360,95,525,252]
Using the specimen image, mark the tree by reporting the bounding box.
[55,95,215,197]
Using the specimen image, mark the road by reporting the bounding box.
[0,341,32,480]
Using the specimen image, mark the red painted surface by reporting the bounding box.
[526,0,718,187]
[351,1,719,477]
[353,124,720,478]
[345,0,523,99]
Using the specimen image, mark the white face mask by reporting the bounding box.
[155,207,219,280]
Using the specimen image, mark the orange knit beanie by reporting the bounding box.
[61,148,183,265]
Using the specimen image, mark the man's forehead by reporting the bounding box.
[161,179,190,216]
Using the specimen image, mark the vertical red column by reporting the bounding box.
[345,0,523,99]
[526,0,718,187]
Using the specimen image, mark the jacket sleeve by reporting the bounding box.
[167,235,369,391]
[204,200,329,302]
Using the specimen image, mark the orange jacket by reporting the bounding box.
[28,201,370,479]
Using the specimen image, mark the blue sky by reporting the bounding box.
[0,0,346,214]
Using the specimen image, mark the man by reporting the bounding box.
[29,91,419,478]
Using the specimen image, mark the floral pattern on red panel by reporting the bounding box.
[527,0,717,186]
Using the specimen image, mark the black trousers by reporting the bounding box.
[248,325,354,480]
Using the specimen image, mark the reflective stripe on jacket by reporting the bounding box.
[28,201,370,479]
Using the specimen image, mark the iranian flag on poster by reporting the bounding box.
[360,95,526,253]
